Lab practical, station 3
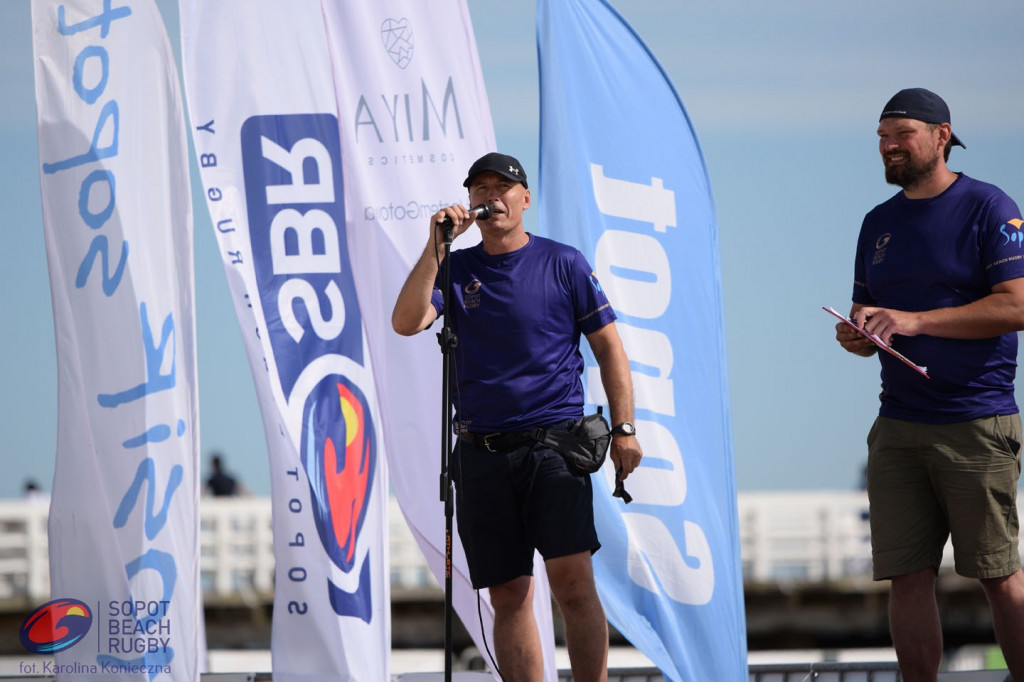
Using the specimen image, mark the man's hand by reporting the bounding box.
[835,320,878,356]
[852,306,922,346]
[431,204,478,248]
[610,435,642,480]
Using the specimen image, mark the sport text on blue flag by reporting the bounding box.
[537,0,747,680]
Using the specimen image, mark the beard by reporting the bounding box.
[884,148,940,190]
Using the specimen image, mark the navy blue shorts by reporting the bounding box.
[452,434,600,589]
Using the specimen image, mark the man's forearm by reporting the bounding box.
[589,326,635,425]
[915,290,1024,339]
[392,243,442,335]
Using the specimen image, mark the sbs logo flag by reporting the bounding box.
[32,0,201,679]
[180,2,388,680]
[182,0,561,677]
[537,0,748,679]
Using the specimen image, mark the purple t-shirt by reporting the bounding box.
[852,173,1024,423]
[431,234,616,432]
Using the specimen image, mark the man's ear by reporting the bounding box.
[937,122,953,148]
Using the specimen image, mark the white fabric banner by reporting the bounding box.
[179,2,389,679]
[319,2,557,679]
[31,1,201,680]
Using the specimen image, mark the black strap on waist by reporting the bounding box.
[459,429,542,453]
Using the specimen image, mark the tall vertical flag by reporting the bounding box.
[179,1,389,679]
[31,1,201,680]
[318,2,558,678]
[537,0,748,680]
[181,1,557,677]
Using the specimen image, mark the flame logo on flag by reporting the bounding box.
[302,375,376,575]
[19,598,93,654]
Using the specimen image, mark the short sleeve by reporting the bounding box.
[569,250,617,335]
[851,216,875,305]
[981,193,1024,287]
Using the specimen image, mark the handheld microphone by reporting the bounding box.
[438,204,493,227]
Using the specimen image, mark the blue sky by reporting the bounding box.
[2,0,1023,498]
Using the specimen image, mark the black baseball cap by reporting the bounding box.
[463,152,528,189]
[879,88,965,149]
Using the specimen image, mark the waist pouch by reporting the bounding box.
[535,410,611,476]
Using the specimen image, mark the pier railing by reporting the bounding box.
[0,490,996,606]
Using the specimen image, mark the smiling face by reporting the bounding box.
[467,170,531,244]
[877,117,946,191]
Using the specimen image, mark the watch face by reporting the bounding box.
[615,422,635,436]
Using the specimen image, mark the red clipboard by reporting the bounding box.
[824,306,929,379]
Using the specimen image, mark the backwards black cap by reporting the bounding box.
[879,88,965,149]
[463,152,528,189]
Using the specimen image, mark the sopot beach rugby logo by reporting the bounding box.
[20,598,93,654]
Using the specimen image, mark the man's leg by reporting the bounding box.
[889,568,942,682]
[546,551,608,682]
[488,575,543,682]
[980,569,1024,680]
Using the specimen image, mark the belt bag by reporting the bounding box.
[536,409,611,476]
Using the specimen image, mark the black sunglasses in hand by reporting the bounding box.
[613,466,633,504]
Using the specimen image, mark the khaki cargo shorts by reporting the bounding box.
[867,414,1022,580]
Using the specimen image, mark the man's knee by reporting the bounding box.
[980,569,1024,598]
[891,567,937,594]
[546,552,599,605]
[488,575,533,612]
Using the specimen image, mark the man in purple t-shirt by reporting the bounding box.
[393,152,643,682]
[836,88,1024,681]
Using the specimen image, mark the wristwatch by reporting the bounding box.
[611,422,636,437]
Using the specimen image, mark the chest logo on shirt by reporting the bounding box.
[999,219,1024,247]
[872,233,891,265]
[464,279,482,309]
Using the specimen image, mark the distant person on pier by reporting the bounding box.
[22,479,49,505]
[835,88,1024,681]
[205,453,246,497]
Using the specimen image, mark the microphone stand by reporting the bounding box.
[436,220,457,682]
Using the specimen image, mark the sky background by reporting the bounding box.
[2,0,1023,499]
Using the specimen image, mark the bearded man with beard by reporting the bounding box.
[834,88,1024,681]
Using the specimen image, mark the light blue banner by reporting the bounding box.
[537,0,747,679]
